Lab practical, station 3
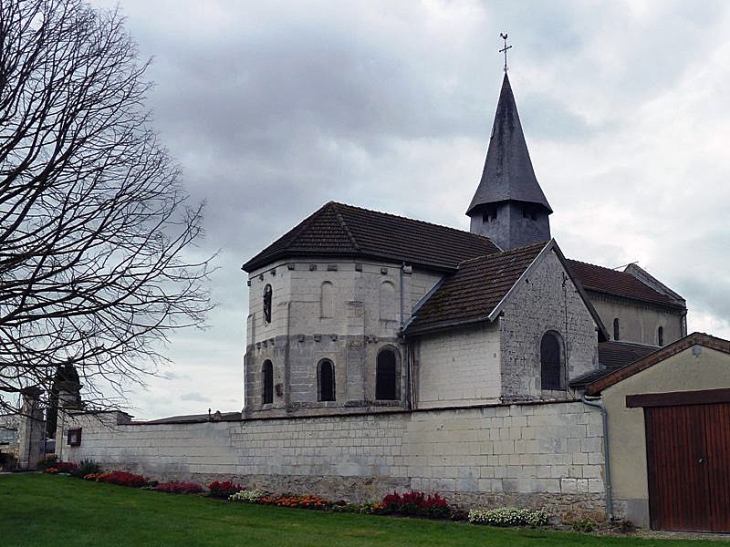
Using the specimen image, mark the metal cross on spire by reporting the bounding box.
[499,33,512,73]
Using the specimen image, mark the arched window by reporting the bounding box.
[320,282,334,319]
[262,360,273,404]
[658,326,664,346]
[263,284,272,324]
[379,281,396,321]
[376,349,398,400]
[613,318,620,341]
[540,332,564,391]
[318,359,335,402]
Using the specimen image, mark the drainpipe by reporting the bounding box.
[581,393,613,521]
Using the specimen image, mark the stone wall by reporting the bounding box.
[62,401,606,519]
[414,322,501,408]
[500,249,599,401]
[588,293,683,347]
[244,258,442,416]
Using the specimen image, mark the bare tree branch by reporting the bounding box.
[0,0,214,414]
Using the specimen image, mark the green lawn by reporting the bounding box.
[0,474,723,546]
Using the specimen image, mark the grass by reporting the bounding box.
[0,474,724,547]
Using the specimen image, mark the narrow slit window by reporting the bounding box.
[262,360,273,404]
[613,318,620,341]
[318,359,335,402]
[263,284,272,324]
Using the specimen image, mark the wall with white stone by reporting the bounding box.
[244,259,443,416]
[61,401,606,518]
[588,294,684,347]
[500,249,599,401]
[414,322,501,408]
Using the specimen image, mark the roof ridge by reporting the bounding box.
[568,257,635,275]
[457,240,547,268]
[331,203,361,251]
[599,340,660,350]
[333,201,495,242]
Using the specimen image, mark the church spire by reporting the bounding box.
[467,73,552,250]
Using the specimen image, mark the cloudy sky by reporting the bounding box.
[86,0,730,419]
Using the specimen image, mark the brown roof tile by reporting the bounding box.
[569,341,659,388]
[242,202,501,272]
[566,259,685,310]
[405,241,546,334]
[585,332,730,395]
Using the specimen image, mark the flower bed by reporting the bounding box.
[257,494,333,510]
[155,481,204,494]
[41,465,555,530]
[208,481,245,499]
[381,490,452,519]
[468,506,550,527]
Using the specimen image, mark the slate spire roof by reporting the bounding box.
[242,202,501,273]
[466,73,552,216]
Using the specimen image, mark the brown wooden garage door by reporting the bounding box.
[644,401,730,532]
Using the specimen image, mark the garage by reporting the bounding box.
[586,333,730,531]
[631,393,730,532]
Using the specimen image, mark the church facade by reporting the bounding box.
[241,73,686,419]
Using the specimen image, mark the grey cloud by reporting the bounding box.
[181,392,209,403]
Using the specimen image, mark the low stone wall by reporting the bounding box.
[61,401,606,518]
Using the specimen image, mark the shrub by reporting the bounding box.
[380,490,452,519]
[43,461,78,474]
[571,517,597,533]
[468,506,551,527]
[70,459,101,479]
[98,470,148,488]
[155,481,203,494]
[228,489,264,503]
[208,480,245,499]
[36,455,58,470]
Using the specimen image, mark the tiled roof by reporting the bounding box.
[586,332,730,395]
[242,202,501,272]
[405,241,547,334]
[566,259,685,310]
[569,341,659,388]
[598,340,659,368]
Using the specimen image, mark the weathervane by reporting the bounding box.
[499,32,512,73]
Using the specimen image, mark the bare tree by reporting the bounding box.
[0,0,213,414]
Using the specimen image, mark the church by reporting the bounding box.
[241,73,687,418]
[48,69,730,534]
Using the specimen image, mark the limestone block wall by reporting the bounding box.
[244,259,443,415]
[500,250,599,401]
[62,401,606,518]
[588,294,684,347]
[414,322,501,408]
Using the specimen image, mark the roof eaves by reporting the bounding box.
[582,287,687,310]
[404,315,491,337]
[585,332,730,395]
